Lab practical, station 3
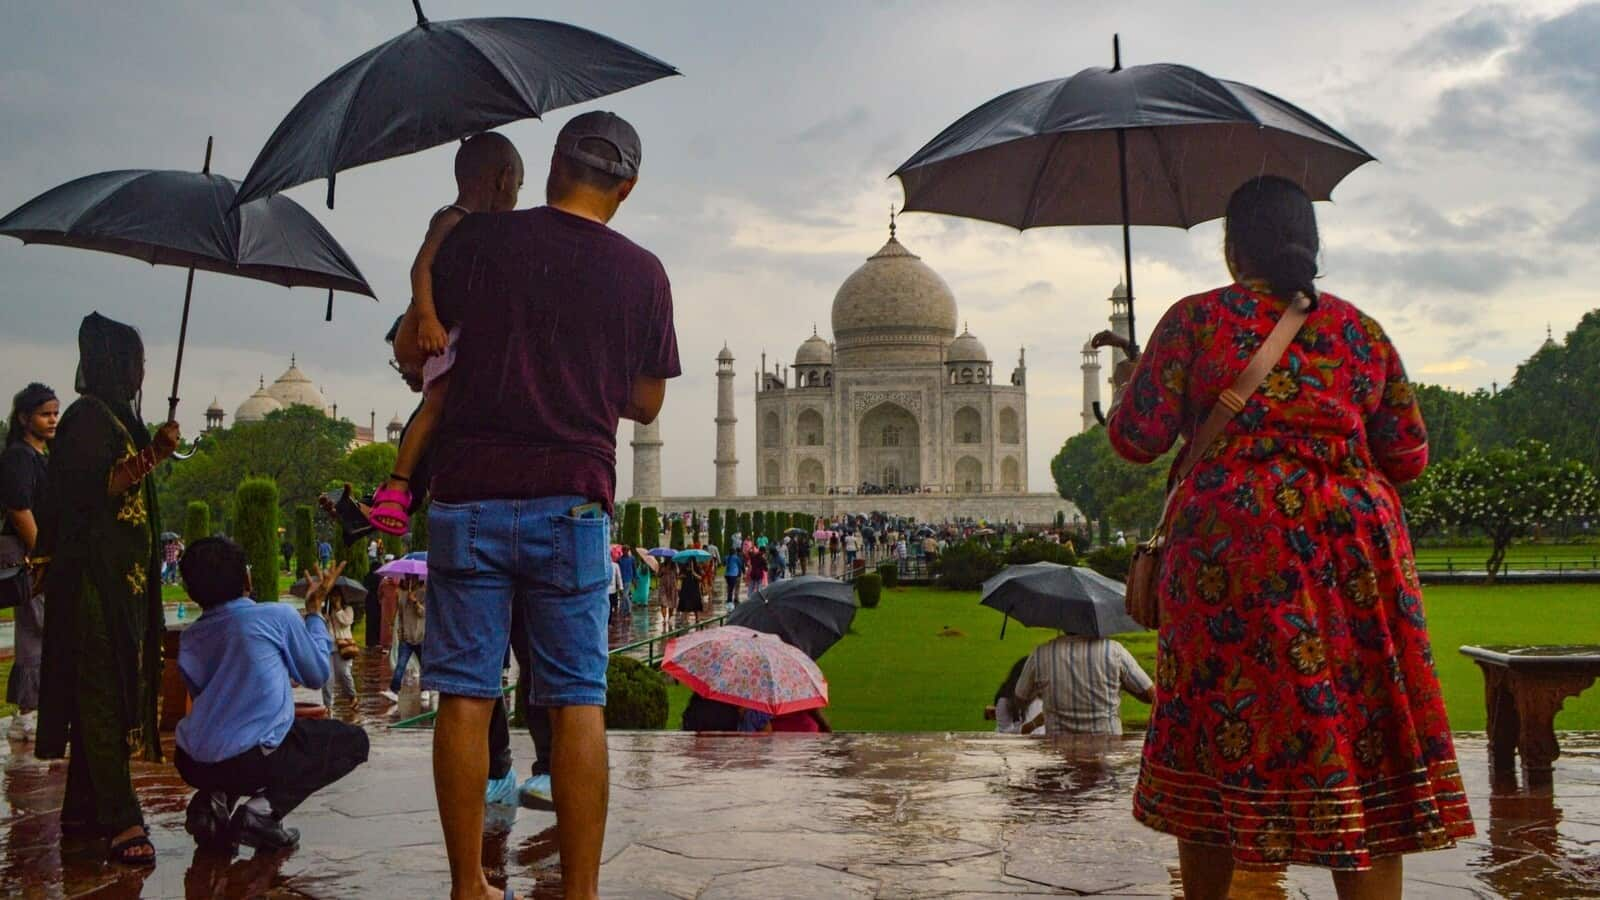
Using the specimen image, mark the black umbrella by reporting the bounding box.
[233,1,679,209]
[980,562,1142,638]
[289,575,369,606]
[726,575,857,659]
[0,138,374,422]
[893,36,1373,358]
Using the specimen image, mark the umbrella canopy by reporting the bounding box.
[726,576,857,659]
[812,530,835,541]
[160,532,180,542]
[404,551,428,561]
[289,575,369,605]
[893,42,1372,353]
[648,547,677,559]
[784,528,809,537]
[0,154,373,421]
[377,558,428,578]
[633,547,659,574]
[675,549,713,563]
[234,4,679,209]
[979,563,1143,638]
[661,626,828,716]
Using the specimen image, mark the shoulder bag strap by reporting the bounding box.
[1151,293,1313,534]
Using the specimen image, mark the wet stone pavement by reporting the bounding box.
[1,723,1598,899]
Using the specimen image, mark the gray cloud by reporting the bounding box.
[788,106,871,144]
[1405,4,1520,65]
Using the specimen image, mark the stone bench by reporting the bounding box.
[1459,644,1600,786]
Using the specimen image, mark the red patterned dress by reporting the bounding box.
[1108,283,1474,870]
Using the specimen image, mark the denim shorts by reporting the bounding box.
[422,495,611,705]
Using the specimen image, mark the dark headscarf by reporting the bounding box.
[75,312,149,450]
[6,382,56,447]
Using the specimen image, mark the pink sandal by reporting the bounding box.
[369,483,412,535]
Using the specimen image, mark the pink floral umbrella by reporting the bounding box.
[662,626,829,716]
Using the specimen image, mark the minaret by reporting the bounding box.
[714,343,738,498]
[630,418,663,504]
[1108,281,1131,363]
[1081,341,1102,432]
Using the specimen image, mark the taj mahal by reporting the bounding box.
[634,222,1077,525]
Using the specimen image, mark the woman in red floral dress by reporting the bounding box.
[1105,177,1473,899]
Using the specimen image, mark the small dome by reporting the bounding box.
[1081,339,1097,353]
[831,234,958,359]
[388,413,405,430]
[1111,281,1129,300]
[946,327,989,363]
[716,343,735,363]
[235,378,283,423]
[265,356,327,410]
[205,396,224,416]
[795,333,833,366]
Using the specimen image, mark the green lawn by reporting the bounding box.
[667,583,1600,733]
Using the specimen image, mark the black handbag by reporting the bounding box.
[0,532,27,610]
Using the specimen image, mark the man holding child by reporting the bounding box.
[396,111,678,900]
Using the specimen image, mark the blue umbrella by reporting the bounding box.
[233,2,678,208]
[648,547,678,559]
[675,549,713,563]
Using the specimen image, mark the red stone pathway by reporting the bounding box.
[2,727,1598,898]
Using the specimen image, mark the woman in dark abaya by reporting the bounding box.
[35,313,180,866]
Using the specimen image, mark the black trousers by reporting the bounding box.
[176,718,369,818]
[487,601,552,781]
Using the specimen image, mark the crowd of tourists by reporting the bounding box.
[0,114,1475,900]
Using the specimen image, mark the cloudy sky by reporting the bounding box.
[2,1,1595,497]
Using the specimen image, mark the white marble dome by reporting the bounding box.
[946,328,989,362]
[830,234,958,357]
[265,357,327,410]
[235,378,283,423]
[794,333,833,366]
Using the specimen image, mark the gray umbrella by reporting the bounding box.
[0,138,374,422]
[726,575,857,659]
[893,36,1373,358]
[233,1,679,209]
[980,563,1143,638]
[289,575,369,606]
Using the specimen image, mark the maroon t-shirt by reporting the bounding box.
[429,206,679,511]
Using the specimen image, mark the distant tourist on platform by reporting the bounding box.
[382,575,426,704]
[174,539,368,853]
[1104,175,1473,895]
[677,561,704,623]
[320,585,357,709]
[36,314,180,866]
[723,546,742,606]
[393,112,678,900]
[746,546,767,600]
[2,381,58,743]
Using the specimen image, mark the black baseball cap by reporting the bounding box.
[555,111,642,180]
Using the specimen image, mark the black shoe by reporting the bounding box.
[185,790,235,852]
[229,805,300,852]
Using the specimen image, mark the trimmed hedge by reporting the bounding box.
[621,502,642,548]
[708,509,723,553]
[605,655,669,729]
[233,478,279,601]
[1004,538,1078,567]
[642,506,661,549]
[670,517,687,550]
[183,500,211,546]
[877,560,899,588]
[855,572,883,608]
[293,505,317,578]
[409,502,429,552]
[739,511,752,541]
[1084,545,1134,581]
[932,540,1003,590]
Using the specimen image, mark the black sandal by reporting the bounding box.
[108,828,157,867]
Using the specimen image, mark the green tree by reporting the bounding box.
[739,511,752,540]
[338,441,399,502]
[336,527,368,582]
[621,502,642,548]
[409,503,429,553]
[1408,439,1599,580]
[724,507,737,549]
[669,517,687,550]
[161,406,356,529]
[293,505,317,578]
[642,507,661,549]
[233,478,280,601]
[183,500,211,545]
[707,509,723,553]
[1051,426,1176,537]
[777,511,792,535]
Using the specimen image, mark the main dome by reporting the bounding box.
[830,234,958,361]
[265,357,328,411]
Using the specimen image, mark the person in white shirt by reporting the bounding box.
[1015,632,1153,735]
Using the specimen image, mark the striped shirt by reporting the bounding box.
[1015,635,1152,736]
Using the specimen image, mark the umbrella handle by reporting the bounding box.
[166,266,197,424]
[171,433,202,461]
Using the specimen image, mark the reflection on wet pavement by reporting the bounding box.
[3,727,1598,898]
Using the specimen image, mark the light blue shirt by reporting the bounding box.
[176,597,332,763]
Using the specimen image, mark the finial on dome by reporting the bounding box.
[812,323,818,336]
[889,203,897,239]
[290,353,296,367]
[258,375,265,389]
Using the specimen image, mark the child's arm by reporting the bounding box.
[409,208,467,355]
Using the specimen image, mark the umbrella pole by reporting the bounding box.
[167,267,197,422]
[1111,36,1138,356]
